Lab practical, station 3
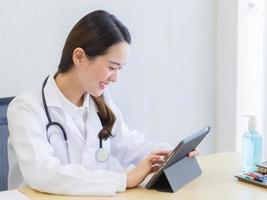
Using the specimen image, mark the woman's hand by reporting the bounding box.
[126,150,170,188]
[188,149,199,158]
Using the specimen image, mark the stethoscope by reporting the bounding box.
[42,76,109,163]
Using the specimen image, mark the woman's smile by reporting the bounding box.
[99,82,109,90]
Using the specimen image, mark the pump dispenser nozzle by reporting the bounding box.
[243,115,257,132]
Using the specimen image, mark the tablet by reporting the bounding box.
[145,126,211,189]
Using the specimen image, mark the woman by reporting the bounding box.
[7,10,198,196]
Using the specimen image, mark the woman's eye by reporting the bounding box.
[107,66,123,71]
[108,66,116,71]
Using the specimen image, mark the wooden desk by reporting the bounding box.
[18,152,267,200]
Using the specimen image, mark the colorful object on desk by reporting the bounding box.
[235,160,267,188]
[244,172,267,184]
[257,167,267,175]
[241,174,254,181]
[256,161,267,174]
[235,174,267,188]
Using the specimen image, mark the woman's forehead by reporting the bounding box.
[105,42,129,64]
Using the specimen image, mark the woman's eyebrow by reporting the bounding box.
[108,60,126,66]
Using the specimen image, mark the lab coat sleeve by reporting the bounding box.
[7,94,126,196]
[106,92,173,167]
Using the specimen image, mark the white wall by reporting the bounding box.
[0,0,216,154]
[215,0,238,152]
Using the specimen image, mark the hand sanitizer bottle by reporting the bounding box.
[242,115,262,172]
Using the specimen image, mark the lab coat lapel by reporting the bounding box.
[43,76,62,108]
[43,76,85,142]
[81,96,103,169]
[86,96,102,143]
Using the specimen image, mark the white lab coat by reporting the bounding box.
[7,76,172,196]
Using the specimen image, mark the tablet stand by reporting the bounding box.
[150,156,202,192]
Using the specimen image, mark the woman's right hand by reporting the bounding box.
[126,150,170,188]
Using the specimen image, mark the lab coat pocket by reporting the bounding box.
[47,125,69,165]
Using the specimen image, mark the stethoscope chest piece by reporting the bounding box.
[95,148,109,163]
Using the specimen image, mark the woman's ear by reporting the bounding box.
[72,47,86,68]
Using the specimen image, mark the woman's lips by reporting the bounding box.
[99,82,108,89]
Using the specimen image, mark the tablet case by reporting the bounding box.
[149,156,202,192]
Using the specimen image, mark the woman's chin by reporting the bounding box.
[89,89,104,97]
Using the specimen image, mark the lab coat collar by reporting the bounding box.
[55,83,89,118]
[43,75,63,109]
[43,75,89,111]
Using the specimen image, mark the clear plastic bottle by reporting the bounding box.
[242,115,262,172]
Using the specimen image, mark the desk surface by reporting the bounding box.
[18,152,267,200]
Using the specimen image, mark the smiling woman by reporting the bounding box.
[6,10,197,196]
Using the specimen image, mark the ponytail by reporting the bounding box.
[91,96,115,140]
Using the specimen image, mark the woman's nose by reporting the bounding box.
[109,70,118,82]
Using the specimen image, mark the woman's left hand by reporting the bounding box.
[188,149,199,158]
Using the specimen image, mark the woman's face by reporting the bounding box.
[73,42,129,97]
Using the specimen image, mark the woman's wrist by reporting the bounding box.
[126,171,135,188]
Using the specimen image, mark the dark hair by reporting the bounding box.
[57,10,131,140]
